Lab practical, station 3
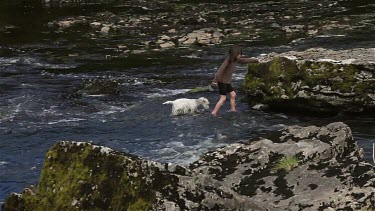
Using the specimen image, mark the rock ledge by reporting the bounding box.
[3,122,375,210]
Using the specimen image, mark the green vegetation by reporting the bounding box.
[243,57,299,101]
[187,85,213,93]
[243,57,374,112]
[272,156,299,172]
[3,142,158,210]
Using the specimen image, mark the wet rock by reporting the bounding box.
[308,29,319,36]
[252,103,269,111]
[168,28,177,33]
[187,84,215,93]
[57,20,76,28]
[3,122,375,210]
[100,25,112,34]
[143,40,156,47]
[49,17,89,30]
[74,79,122,96]
[178,28,224,46]
[244,57,375,114]
[156,35,176,48]
[131,49,147,54]
[90,22,102,29]
[117,44,127,49]
[159,41,175,48]
[282,25,305,34]
[178,36,195,45]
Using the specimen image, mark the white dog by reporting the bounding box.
[163,97,210,116]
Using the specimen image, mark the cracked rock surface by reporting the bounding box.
[3,122,374,210]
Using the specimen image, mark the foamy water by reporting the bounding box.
[146,88,191,98]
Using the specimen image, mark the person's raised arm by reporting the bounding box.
[212,57,229,85]
[237,57,259,64]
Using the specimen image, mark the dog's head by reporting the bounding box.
[198,97,210,109]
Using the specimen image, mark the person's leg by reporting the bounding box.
[229,91,236,112]
[211,95,226,115]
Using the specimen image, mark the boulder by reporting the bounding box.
[90,22,102,29]
[74,79,122,96]
[56,20,77,28]
[159,41,175,48]
[187,84,215,93]
[243,57,375,114]
[3,122,375,210]
[100,26,111,34]
[252,103,269,110]
[53,18,88,29]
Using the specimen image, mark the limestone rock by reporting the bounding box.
[70,79,123,97]
[159,41,175,48]
[178,28,224,46]
[90,21,102,29]
[100,26,111,34]
[243,57,375,114]
[3,122,375,210]
[252,103,268,110]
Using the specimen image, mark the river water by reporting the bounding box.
[0,0,374,205]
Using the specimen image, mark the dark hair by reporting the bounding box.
[228,45,242,62]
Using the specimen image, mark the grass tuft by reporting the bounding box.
[272,156,299,172]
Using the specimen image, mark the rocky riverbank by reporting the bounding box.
[3,122,374,210]
[3,0,372,57]
[50,0,374,47]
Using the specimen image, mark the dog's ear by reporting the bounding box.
[199,97,209,104]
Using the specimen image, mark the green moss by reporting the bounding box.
[300,61,361,93]
[243,76,262,91]
[4,142,160,210]
[272,156,299,172]
[243,57,373,113]
[77,79,122,96]
[244,57,299,100]
[187,85,213,93]
[127,198,152,211]
[299,61,335,86]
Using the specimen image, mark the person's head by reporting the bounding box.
[228,45,242,62]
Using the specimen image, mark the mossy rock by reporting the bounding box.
[77,79,122,96]
[2,142,176,211]
[243,57,375,114]
[245,57,299,94]
[187,84,214,93]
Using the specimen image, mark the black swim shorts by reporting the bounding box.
[218,82,234,95]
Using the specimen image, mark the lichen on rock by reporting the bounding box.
[3,123,375,211]
[243,57,375,114]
